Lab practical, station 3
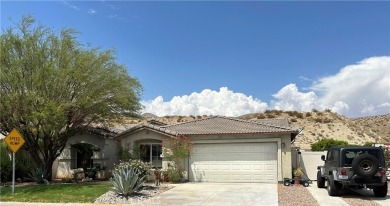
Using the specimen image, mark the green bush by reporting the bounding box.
[311,138,349,151]
[1,143,36,183]
[126,159,151,177]
[110,163,145,196]
[118,147,133,161]
[363,142,376,146]
[167,168,183,183]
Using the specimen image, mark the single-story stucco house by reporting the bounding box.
[53,116,300,183]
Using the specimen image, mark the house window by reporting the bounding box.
[140,144,162,168]
[70,143,96,169]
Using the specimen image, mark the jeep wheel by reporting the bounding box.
[327,176,339,196]
[351,154,379,177]
[373,182,388,197]
[317,171,325,188]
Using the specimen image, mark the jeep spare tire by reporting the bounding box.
[351,154,379,177]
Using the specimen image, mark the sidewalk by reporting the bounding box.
[306,184,349,206]
[0,203,127,206]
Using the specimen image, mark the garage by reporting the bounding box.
[189,142,278,183]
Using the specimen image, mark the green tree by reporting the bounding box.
[0,15,142,180]
[311,138,349,151]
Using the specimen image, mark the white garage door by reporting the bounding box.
[189,142,277,183]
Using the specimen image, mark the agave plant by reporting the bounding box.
[110,164,145,196]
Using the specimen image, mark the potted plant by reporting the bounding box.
[293,167,303,185]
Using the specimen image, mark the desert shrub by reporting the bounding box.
[363,142,376,146]
[110,164,145,196]
[296,113,304,118]
[167,167,183,183]
[125,159,151,177]
[28,167,48,184]
[286,111,294,116]
[323,118,332,123]
[314,118,323,123]
[311,138,349,151]
[256,114,266,119]
[290,118,297,122]
[267,114,275,118]
[274,110,282,115]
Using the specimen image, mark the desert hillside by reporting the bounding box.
[133,110,389,150]
[241,110,390,150]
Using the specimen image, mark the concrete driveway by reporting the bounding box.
[353,188,390,206]
[144,183,278,206]
[306,185,349,206]
[306,183,390,206]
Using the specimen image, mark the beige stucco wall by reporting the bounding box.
[118,130,172,175]
[118,130,294,182]
[53,133,118,179]
[281,134,293,179]
[292,150,327,180]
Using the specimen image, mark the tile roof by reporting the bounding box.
[160,116,299,135]
[116,122,178,138]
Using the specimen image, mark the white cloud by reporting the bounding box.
[311,56,390,117]
[272,84,319,112]
[270,56,389,117]
[142,56,389,117]
[61,1,79,11]
[142,87,268,117]
[270,84,350,114]
[88,9,97,14]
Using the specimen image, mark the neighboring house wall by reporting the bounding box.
[53,133,118,179]
[291,150,327,180]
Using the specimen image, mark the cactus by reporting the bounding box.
[110,165,145,196]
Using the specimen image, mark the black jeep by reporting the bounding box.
[317,146,388,197]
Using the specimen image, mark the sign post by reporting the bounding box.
[4,129,25,194]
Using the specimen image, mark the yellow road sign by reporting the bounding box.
[4,129,25,153]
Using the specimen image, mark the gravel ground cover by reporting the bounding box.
[278,183,320,206]
[94,183,174,204]
[341,183,390,206]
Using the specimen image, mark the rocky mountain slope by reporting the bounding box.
[136,111,389,150]
[241,110,389,150]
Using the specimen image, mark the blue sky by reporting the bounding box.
[2,1,389,117]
